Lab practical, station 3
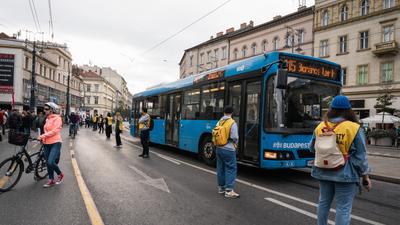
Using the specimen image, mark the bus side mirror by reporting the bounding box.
[276,68,288,89]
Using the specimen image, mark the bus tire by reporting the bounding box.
[200,136,216,167]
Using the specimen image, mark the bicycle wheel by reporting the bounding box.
[0,157,24,192]
[34,153,48,180]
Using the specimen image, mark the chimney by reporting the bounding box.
[226,27,235,33]
[273,15,282,20]
[240,22,247,29]
[210,36,214,40]
[248,20,254,27]
[216,31,224,37]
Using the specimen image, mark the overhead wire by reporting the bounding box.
[28,0,39,32]
[31,0,42,32]
[48,0,54,39]
[141,0,232,55]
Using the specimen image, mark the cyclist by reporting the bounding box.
[38,102,64,188]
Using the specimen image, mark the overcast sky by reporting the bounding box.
[1,0,315,94]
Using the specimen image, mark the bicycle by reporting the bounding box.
[69,123,78,139]
[0,136,48,192]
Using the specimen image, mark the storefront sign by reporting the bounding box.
[0,53,15,93]
[280,55,341,82]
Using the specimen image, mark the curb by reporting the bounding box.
[368,152,400,159]
[294,168,400,185]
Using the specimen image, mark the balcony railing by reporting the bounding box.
[372,41,398,56]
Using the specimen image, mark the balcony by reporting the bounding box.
[372,41,399,56]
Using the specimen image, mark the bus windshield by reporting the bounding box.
[266,76,340,133]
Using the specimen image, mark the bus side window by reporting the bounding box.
[200,82,224,120]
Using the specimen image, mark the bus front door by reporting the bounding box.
[228,80,261,164]
[165,93,181,146]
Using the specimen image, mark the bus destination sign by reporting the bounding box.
[280,55,340,82]
[194,70,224,84]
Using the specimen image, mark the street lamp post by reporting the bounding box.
[30,41,37,113]
[284,26,303,54]
[65,65,70,123]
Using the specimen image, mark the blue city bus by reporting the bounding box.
[131,52,342,169]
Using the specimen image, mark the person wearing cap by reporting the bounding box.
[310,95,371,225]
[38,102,64,188]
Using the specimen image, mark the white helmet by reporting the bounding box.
[45,102,60,114]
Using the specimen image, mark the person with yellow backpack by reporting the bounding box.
[105,112,113,139]
[212,106,239,199]
[114,112,123,148]
[310,95,371,225]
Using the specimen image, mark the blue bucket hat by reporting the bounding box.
[331,95,351,109]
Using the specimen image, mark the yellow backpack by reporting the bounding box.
[212,118,235,146]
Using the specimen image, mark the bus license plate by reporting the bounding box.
[307,160,314,167]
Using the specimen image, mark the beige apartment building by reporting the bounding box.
[81,71,116,116]
[179,6,314,79]
[0,33,82,114]
[314,0,400,118]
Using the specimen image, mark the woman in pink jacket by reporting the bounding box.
[38,102,64,188]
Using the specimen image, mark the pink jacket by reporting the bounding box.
[40,114,62,144]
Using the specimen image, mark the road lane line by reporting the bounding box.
[152,153,181,165]
[123,140,384,225]
[265,198,335,225]
[69,140,105,225]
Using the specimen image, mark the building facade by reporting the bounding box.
[0,34,82,114]
[179,6,314,79]
[314,0,400,118]
[80,65,132,111]
[80,71,116,116]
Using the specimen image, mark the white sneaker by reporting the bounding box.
[224,190,240,198]
[218,187,225,194]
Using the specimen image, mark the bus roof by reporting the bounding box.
[133,52,341,98]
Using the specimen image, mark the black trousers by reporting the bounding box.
[115,130,122,146]
[105,125,112,138]
[140,129,150,156]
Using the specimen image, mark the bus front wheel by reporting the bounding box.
[200,137,216,166]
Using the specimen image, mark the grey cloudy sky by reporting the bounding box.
[1,0,314,94]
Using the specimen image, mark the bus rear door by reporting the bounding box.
[165,93,181,146]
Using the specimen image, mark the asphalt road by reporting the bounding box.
[0,127,399,225]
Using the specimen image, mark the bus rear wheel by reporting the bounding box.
[200,137,216,166]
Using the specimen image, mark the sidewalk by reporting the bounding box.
[119,125,400,185]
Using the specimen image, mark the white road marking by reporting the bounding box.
[265,198,335,225]
[152,152,181,165]
[124,140,384,225]
[128,165,170,193]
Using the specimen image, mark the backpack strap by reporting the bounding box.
[322,120,347,133]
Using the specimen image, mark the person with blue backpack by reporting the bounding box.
[310,95,372,225]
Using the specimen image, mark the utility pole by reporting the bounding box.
[30,41,37,113]
[65,65,70,123]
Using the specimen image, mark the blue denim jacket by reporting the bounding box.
[310,118,371,183]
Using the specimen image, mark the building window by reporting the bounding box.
[25,57,29,69]
[200,53,204,64]
[262,40,267,52]
[360,31,369,49]
[189,55,193,67]
[383,0,395,9]
[273,37,279,50]
[342,67,347,85]
[94,96,98,104]
[86,84,91,92]
[298,29,305,43]
[321,10,329,26]
[340,5,348,21]
[357,65,368,85]
[339,35,348,53]
[86,96,90,104]
[360,0,369,16]
[242,46,247,58]
[319,40,329,57]
[39,64,43,75]
[58,73,60,82]
[382,25,394,42]
[285,33,294,47]
[214,49,219,60]
[207,51,211,63]
[251,43,257,55]
[222,47,227,59]
[381,62,393,82]
[233,48,238,60]
[94,84,99,92]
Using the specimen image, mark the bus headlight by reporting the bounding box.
[264,151,277,159]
